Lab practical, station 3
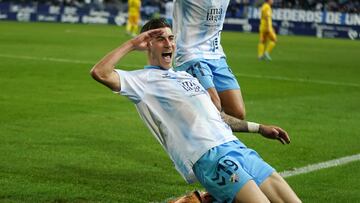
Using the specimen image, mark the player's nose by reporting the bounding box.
[163,38,172,47]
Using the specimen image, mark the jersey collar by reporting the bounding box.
[144,65,173,70]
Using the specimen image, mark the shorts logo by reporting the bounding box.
[230,174,239,183]
[212,158,240,186]
[211,171,226,186]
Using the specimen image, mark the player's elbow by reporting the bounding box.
[90,66,106,82]
[90,67,100,81]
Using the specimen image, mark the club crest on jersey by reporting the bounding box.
[206,7,224,26]
[178,79,206,97]
[181,80,201,92]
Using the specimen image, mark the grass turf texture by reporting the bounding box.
[0,21,359,202]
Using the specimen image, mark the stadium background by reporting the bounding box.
[0,0,359,202]
[1,0,360,40]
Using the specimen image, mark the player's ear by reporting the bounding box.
[147,41,153,50]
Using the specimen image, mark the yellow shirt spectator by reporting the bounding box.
[257,0,277,60]
[260,2,272,32]
[126,0,141,36]
[128,0,141,16]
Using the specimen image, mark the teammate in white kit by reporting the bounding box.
[90,18,301,203]
[164,0,174,26]
[173,0,246,120]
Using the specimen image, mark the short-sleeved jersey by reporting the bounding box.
[115,66,237,183]
[173,0,229,66]
[260,3,272,31]
[128,0,141,16]
[165,1,173,20]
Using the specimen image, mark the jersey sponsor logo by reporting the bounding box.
[205,7,224,26]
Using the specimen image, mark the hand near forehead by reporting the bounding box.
[130,28,164,51]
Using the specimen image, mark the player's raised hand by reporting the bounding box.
[259,125,290,144]
[130,28,164,51]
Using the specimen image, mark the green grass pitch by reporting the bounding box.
[0,21,359,202]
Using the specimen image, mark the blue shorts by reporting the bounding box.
[193,140,275,203]
[175,58,240,92]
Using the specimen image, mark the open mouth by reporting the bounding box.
[161,52,172,62]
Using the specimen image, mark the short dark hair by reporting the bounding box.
[140,18,171,33]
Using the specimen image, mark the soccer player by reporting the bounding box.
[164,0,173,26]
[258,0,277,61]
[173,0,246,120]
[126,0,141,37]
[90,18,301,203]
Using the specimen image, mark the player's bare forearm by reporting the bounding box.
[220,112,291,144]
[90,28,164,91]
[93,42,134,75]
[220,111,248,132]
[90,41,134,91]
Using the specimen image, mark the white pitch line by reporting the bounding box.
[1,53,359,88]
[280,153,360,178]
[160,154,360,202]
[0,53,138,68]
[0,53,94,64]
[236,73,360,88]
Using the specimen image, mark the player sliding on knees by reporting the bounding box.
[90,18,301,203]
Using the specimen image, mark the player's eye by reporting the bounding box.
[157,37,165,41]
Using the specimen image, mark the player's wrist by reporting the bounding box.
[247,122,260,133]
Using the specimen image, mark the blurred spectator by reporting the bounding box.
[316,2,323,10]
[277,0,359,13]
[0,0,358,14]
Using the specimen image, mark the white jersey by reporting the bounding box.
[115,66,237,183]
[173,0,229,66]
[165,1,174,20]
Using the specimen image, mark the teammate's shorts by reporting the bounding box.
[193,140,275,203]
[175,58,240,92]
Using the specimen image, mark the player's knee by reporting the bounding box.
[234,110,246,120]
[263,173,302,203]
[281,198,302,203]
[236,108,246,120]
[287,194,302,203]
[234,198,269,203]
[294,199,302,203]
[234,180,270,203]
